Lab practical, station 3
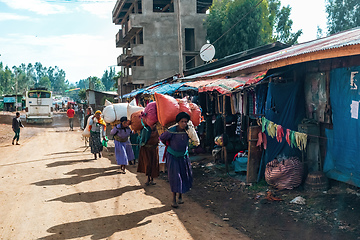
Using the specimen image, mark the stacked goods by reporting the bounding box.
[127,104,144,120]
[130,110,144,132]
[142,101,158,126]
[189,102,201,126]
[154,92,180,126]
[103,103,127,123]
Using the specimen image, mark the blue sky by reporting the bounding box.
[0,0,327,84]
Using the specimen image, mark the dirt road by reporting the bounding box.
[0,112,248,240]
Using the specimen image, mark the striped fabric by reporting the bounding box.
[265,157,304,190]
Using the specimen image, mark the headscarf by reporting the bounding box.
[120,116,128,122]
[176,112,190,123]
[90,110,106,130]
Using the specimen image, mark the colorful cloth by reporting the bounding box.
[267,122,277,138]
[160,126,192,194]
[290,130,297,148]
[261,117,269,133]
[256,132,267,150]
[276,125,284,143]
[286,129,291,146]
[295,132,308,151]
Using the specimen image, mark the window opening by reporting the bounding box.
[185,28,195,51]
[185,56,195,69]
[153,0,174,12]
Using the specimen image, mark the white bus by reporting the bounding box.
[25,88,53,123]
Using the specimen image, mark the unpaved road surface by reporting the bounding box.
[0,112,248,240]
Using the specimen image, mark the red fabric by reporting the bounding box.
[66,109,75,118]
[257,132,267,150]
[130,110,144,132]
[286,129,291,146]
[276,125,284,142]
[189,103,202,126]
[154,93,180,126]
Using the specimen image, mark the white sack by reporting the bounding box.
[104,99,113,106]
[103,103,128,123]
[186,120,200,146]
[127,104,144,120]
[129,98,137,106]
[82,115,93,137]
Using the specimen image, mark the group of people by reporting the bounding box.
[108,111,194,208]
[12,105,194,208]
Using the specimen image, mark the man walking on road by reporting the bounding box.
[67,105,75,131]
[12,112,24,145]
[78,106,85,130]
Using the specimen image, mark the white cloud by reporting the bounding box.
[79,0,116,19]
[0,12,31,21]
[0,0,66,15]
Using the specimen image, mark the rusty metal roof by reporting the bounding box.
[182,27,360,80]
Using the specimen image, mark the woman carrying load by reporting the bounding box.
[160,112,193,208]
[88,110,107,159]
[110,117,135,173]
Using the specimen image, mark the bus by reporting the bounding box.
[25,88,53,123]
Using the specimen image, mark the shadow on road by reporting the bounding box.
[48,185,143,203]
[39,206,170,240]
[32,169,120,186]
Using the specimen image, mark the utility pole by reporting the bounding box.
[176,0,184,76]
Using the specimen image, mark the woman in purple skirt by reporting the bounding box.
[110,117,135,173]
[160,112,193,208]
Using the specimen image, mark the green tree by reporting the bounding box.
[326,0,360,34]
[78,89,87,102]
[101,67,116,91]
[205,0,302,59]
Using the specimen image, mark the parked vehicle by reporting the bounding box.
[25,88,53,123]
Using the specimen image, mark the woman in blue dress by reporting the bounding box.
[160,112,193,208]
[110,117,135,173]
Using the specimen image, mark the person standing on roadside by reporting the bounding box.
[78,106,85,130]
[66,105,75,131]
[12,112,24,145]
[84,107,93,130]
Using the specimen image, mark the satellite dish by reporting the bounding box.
[200,43,215,62]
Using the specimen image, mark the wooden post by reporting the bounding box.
[246,125,262,183]
[223,94,228,172]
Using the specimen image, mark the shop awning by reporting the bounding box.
[187,71,268,95]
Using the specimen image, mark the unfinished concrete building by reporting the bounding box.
[112,0,213,97]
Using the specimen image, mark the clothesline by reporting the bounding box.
[257,117,308,151]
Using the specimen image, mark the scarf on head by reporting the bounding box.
[89,115,106,131]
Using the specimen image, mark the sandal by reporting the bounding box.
[177,198,184,204]
[171,202,179,208]
[145,182,150,186]
[150,181,156,185]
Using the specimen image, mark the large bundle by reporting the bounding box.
[265,157,304,190]
[189,102,201,126]
[142,101,158,126]
[130,110,144,132]
[177,98,192,115]
[102,103,127,123]
[127,104,144,120]
[154,92,180,126]
[82,115,93,137]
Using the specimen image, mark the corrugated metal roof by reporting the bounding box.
[182,27,360,80]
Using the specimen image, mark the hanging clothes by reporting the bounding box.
[286,129,291,146]
[267,121,277,138]
[276,125,284,143]
[290,130,297,148]
[295,132,308,151]
[262,117,270,133]
[256,132,267,149]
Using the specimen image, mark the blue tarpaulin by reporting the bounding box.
[258,81,305,181]
[324,66,360,187]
